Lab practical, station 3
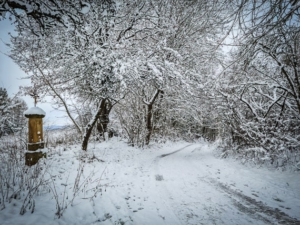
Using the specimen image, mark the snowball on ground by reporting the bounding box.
[24,107,46,116]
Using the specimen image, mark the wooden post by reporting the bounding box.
[24,106,46,166]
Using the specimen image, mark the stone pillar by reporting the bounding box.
[24,107,46,166]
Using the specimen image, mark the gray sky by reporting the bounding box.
[0,19,69,126]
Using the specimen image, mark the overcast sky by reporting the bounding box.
[0,19,69,126]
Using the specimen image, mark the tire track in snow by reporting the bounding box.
[159,144,194,158]
[207,178,300,225]
[155,143,300,225]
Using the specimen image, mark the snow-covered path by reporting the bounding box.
[1,139,300,225]
[152,143,300,225]
[70,140,300,225]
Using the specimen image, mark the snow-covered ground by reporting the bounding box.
[1,138,300,225]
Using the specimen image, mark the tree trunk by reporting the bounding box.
[145,89,161,145]
[96,100,112,140]
[145,104,153,145]
[82,99,106,151]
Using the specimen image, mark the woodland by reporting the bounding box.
[0,1,300,224]
[0,0,300,167]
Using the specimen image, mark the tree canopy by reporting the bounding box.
[3,0,300,166]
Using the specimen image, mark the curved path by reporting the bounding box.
[96,142,300,225]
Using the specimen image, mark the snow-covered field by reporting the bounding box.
[1,138,300,225]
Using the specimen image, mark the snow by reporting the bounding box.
[81,2,91,14]
[1,139,299,225]
[25,146,47,154]
[147,62,162,77]
[162,47,183,60]
[24,106,46,116]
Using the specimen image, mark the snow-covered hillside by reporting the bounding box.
[1,139,299,225]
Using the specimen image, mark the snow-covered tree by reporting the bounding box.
[6,1,227,146]
[0,0,95,35]
[217,0,300,165]
[0,87,10,137]
[8,0,231,148]
[113,0,227,145]
[0,88,28,137]
[9,0,142,149]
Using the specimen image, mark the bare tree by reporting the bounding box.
[217,0,300,165]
